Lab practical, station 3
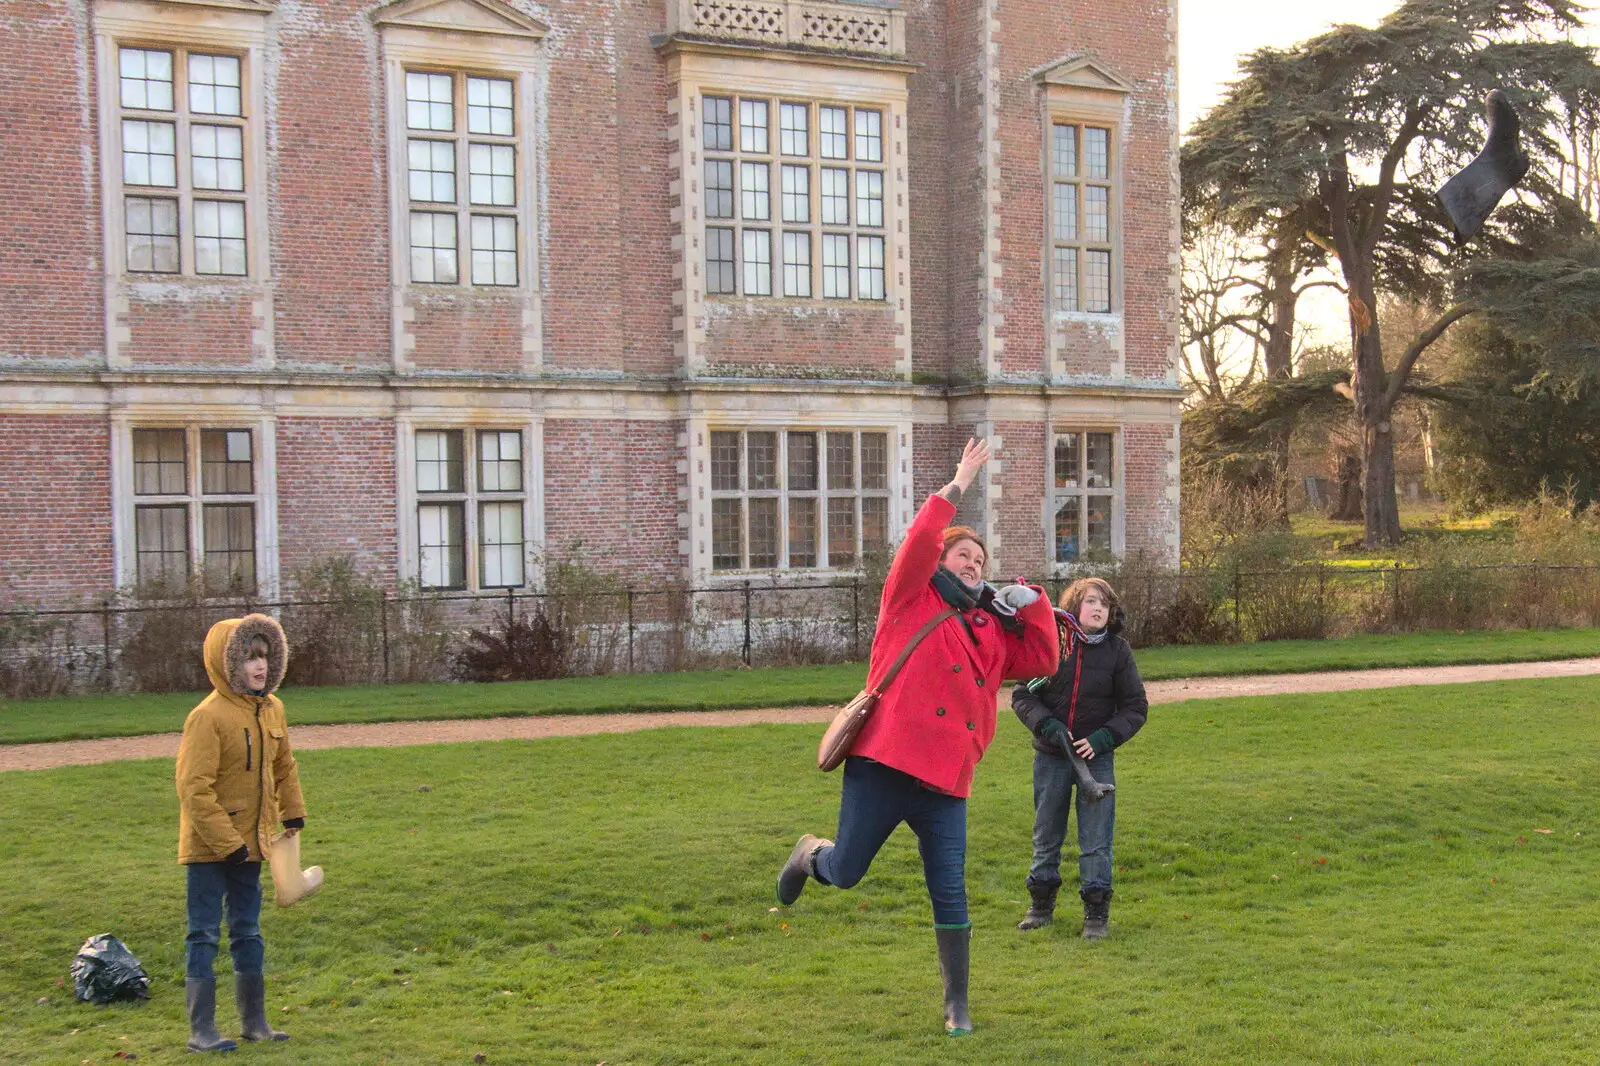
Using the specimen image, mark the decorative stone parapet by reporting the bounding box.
[666,0,906,59]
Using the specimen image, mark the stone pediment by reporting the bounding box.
[118,0,273,10]
[373,0,548,39]
[1031,54,1134,94]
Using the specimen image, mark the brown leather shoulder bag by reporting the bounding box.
[817,608,957,771]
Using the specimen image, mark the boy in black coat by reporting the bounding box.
[1011,577,1147,938]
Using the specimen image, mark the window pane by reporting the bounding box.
[468,143,517,206]
[819,106,847,159]
[861,497,889,554]
[1086,432,1114,487]
[191,124,244,191]
[133,428,186,495]
[740,161,770,220]
[125,197,179,273]
[194,200,247,276]
[748,497,779,568]
[1085,185,1109,243]
[854,108,883,162]
[787,432,818,490]
[1085,127,1110,179]
[120,48,174,111]
[821,233,850,298]
[854,170,883,228]
[788,497,818,568]
[710,430,741,490]
[781,231,811,298]
[1086,495,1113,554]
[706,227,736,295]
[779,102,808,155]
[860,432,888,489]
[1054,247,1078,312]
[826,432,854,489]
[1052,123,1076,177]
[467,76,514,136]
[470,215,518,286]
[478,430,523,491]
[856,235,885,301]
[742,229,771,296]
[747,432,778,489]
[702,95,732,151]
[819,167,849,225]
[1055,499,1082,562]
[406,71,454,131]
[201,429,252,494]
[408,138,456,202]
[410,212,458,284]
[1085,250,1111,313]
[123,119,177,187]
[479,501,524,587]
[189,53,242,116]
[136,504,189,587]
[827,497,856,567]
[416,429,463,492]
[1053,183,1077,241]
[1054,433,1081,488]
[739,98,769,154]
[418,502,465,588]
[203,502,255,591]
[711,498,743,570]
[705,159,735,219]
[780,164,809,223]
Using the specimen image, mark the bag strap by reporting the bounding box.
[867,609,958,696]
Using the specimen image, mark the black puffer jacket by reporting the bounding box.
[1012,617,1147,757]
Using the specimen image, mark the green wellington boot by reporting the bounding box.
[935,925,973,1036]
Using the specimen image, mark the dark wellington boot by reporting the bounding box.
[1017,879,1060,931]
[185,978,238,1053]
[935,925,973,1036]
[1081,887,1112,941]
[776,834,831,906]
[236,972,289,1042]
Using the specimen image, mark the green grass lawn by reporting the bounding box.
[4,627,1598,745]
[3,676,1599,1063]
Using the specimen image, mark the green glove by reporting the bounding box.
[1087,728,1115,755]
[1038,719,1068,750]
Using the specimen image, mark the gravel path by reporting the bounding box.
[6,656,1600,774]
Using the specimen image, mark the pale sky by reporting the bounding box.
[1178,0,1600,348]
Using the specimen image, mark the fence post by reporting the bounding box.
[742,580,752,666]
[101,599,113,692]
[1391,565,1401,627]
[1233,569,1243,643]
[626,588,636,673]
[851,575,861,661]
[507,585,516,626]
[380,590,391,685]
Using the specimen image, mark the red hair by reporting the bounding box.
[940,525,987,561]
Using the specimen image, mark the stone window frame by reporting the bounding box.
[704,425,895,575]
[93,0,271,284]
[1049,426,1124,566]
[1048,119,1118,314]
[394,413,544,593]
[109,410,281,597]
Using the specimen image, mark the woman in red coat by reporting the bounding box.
[775,438,1059,1035]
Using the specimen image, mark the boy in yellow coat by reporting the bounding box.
[175,613,305,1052]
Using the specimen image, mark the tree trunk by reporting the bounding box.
[1261,264,1299,524]
[1331,454,1363,519]
[1350,299,1402,547]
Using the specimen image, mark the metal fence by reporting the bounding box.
[4,563,1600,697]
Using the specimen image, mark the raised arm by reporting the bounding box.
[881,439,992,613]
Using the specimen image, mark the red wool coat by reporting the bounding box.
[851,494,1059,797]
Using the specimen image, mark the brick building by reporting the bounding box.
[0,0,1179,608]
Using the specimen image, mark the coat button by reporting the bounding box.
[975,677,985,687]
[951,664,961,673]
[966,721,975,731]
[973,614,989,628]
[935,707,946,716]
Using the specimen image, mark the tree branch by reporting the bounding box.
[1383,302,1477,409]
[1360,102,1428,261]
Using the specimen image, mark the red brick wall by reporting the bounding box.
[617,0,677,377]
[0,1,103,364]
[1123,421,1178,560]
[0,415,112,602]
[542,419,683,583]
[903,0,953,382]
[408,293,524,374]
[275,417,397,586]
[941,0,990,383]
[121,293,256,365]
[994,419,1048,572]
[701,306,900,378]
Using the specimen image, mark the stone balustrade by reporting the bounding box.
[667,0,907,59]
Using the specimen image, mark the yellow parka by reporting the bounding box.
[175,614,306,864]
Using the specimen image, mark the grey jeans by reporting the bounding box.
[1026,748,1115,892]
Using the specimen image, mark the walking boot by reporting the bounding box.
[236,972,289,1042]
[934,925,973,1036]
[185,978,238,1053]
[776,834,831,906]
[1081,887,1112,941]
[1016,878,1060,931]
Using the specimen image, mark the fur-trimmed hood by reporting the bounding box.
[203,613,289,701]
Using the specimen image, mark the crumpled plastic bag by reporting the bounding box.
[71,934,151,1004]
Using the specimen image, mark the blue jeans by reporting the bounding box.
[1027,749,1115,893]
[185,861,264,980]
[812,757,969,927]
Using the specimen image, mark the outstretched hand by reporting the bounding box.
[952,438,992,493]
